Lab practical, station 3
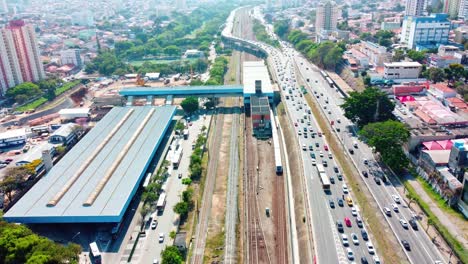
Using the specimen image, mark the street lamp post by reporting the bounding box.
[72,232,81,241]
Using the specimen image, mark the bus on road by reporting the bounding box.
[156,192,167,213]
[316,164,330,191]
[89,242,102,264]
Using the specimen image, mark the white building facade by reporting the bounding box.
[384,61,422,80]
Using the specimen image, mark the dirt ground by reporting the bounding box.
[277,104,313,264]
[257,139,282,264]
[203,100,234,263]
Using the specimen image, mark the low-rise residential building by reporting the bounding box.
[454,25,468,43]
[384,61,422,80]
[183,49,204,58]
[438,45,460,56]
[359,41,391,67]
[429,83,458,99]
[381,21,401,31]
[429,54,461,68]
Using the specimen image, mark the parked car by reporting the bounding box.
[158,233,165,243]
[151,220,158,230]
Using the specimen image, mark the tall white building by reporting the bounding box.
[405,0,427,16]
[400,14,450,50]
[60,49,82,68]
[315,1,339,33]
[0,20,45,95]
[458,0,468,20]
[0,0,7,13]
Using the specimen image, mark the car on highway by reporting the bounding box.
[361,256,369,264]
[374,177,381,185]
[344,217,352,227]
[310,153,316,159]
[338,198,344,207]
[361,229,368,240]
[362,171,368,177]
[315,142,320,147]
[348,148,354,154]
[346,196,354,206]
[178,173,182,179]
[151,220,158,230]
[341,234,349,246]
[346,248,354,260]
[322,160,328,166]
[336,221,344,232]
[373,256,381,264]
[337,174,343,181]
[366,242,375,254]
[324,145,329,151]
[329,176,335,184]
[302,144,307,151]
[311,159,317,166]
[309,145,314,151]
[333,166,339,173]
[319,151,324,157]
[342,184,349,193]
[0,164,7,169]
[356,216,363,228]
[329,199,335,208]
[351,233,359,245]
[399,218,409,229]
[409,219,418,230]
[384,207,391,216]
[392,195,401,204]
[401,240,411,250]
[351,207,357,216]
[328,153,333,159]
[392,203,399,212]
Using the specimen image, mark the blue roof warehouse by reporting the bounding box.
[4,106,176,223]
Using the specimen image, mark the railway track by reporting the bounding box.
[191,101,226,264]
[244,115,271,264]
[273,163,288,264]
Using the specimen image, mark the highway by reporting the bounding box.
[291,51,446,264]
[266,47,379,263]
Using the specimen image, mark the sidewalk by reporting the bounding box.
[404,174,468,249]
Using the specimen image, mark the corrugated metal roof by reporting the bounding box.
[4,106,176,223]
[119,85,243,96]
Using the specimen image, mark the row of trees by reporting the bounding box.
[275,21,344,70]
[252,20,279,48]
[0,219,81,263]
[341,87,410,172]
[6,77,66,104]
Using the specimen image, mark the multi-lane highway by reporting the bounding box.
[291,50,446,264]
[266,46,380,264]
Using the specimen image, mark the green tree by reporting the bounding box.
[392,49,405,62]
[164,45,181,56]
[341,87,395,127]
[360,120,410,172]
[448,63,465,80]
[161,246,183,264]
[189,162,202,180]
[273,20,290,39]
[180,96,199,114]
[6,82,42,104]
[425,67,446,83]
[175,120,185,132]
[407,50,426,63]
[173,201,189,216]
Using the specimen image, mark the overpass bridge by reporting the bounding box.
[119,84,274,106]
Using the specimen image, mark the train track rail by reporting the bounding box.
[244,115,271,264]
[191,102,226,264]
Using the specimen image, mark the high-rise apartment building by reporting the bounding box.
[315,1,339,33]
[458,0,468,20]
[444,0,461,19]
[60,49,83,68]
[0,20,45,95]
[405,0,427,16]
[400,14,450,50]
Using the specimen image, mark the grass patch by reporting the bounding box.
[204,231,225,262]
[16,80,80,111]
[304,93,404,264]
[16,97,48,112]
[56,80,80,96]
[415,176,465,220]
[400,176,468,263]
